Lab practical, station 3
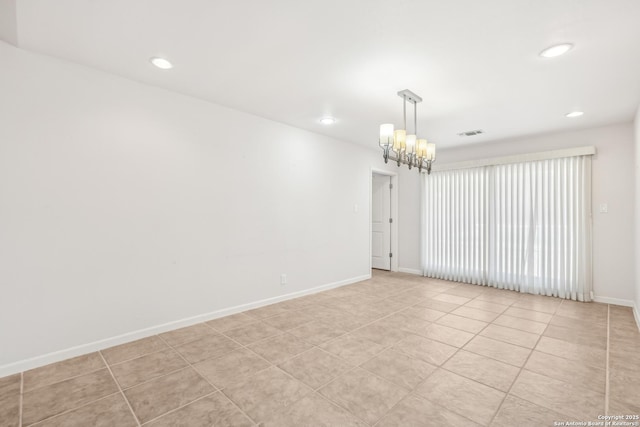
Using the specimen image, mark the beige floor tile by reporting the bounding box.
[510,370,604,420]
[110,348,187,389]
[444,286,485,299]
[387,313,434,336]
[263,310,314,331]
[223,366,312,423]
[206,312,255,332]
[415,369,505,425]
[503,307,552,323]
[417,298,461,313]
[279,348,353,389]
[388,292,431,306]
[609,366,640,408]
[491,395,571,427]
[549,315,607,337]
[318,367,408,425]
[436,313,489,334]
[158,323,215,347]
[287,320,347,345]
[475,293,520,306]
[464,299,510,314]
[432,294,471,305]
[0,373,21,400]
[101,336,167,365]
[33,393,137,427]
[492,314,547,334]
[378,394,481,427]
[23,353,105,393]
[223,322,281,345]
[193,348,270,390]
[244,304,291,319]
[261,393,367,427]
[322,312,373,332]
[609,398,640,417]
[556,300,608,321]
[146,393,253,427]
[361,349,436,390]
[535,336,606,369]
[22,369,118,426]
[524,350,605,391]
[609,348,640,372]
[451,306,500,322]
[393,335,458,366]
[511,298,561,314]
[463,336,531,367]
[124,367,213,424]
[401,286,442,298]
[173,332,240,363]
[401,305,447,321]
[415,323,475,348]
[543,324,606,349]
[443,350,520,392]
[0,374,20,427]
[480,324,540,349]
[357,298,408,317]
[349,322,411,347]
[320,334,386,365]
[247,333,313,365]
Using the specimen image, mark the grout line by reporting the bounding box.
[605,304,610,415]
[98,352,141,427]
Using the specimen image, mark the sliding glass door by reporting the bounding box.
[422,155,592,301]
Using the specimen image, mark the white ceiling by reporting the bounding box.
[9,0,640,149]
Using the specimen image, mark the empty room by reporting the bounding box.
[1,0,640,426]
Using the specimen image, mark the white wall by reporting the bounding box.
[399,123,636,303]
[634,106,640,325]
[0,42,392,373]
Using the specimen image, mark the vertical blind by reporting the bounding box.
[422,155,592,301]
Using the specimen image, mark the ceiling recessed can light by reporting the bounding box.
[539,43,573,58]
[320,117,336,125]
[150,57,173,69]
[565,111,584,118]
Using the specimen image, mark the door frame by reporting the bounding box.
[370,168,399,272]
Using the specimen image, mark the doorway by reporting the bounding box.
[371,170,397,271]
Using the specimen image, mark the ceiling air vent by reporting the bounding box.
[457,129,484,137]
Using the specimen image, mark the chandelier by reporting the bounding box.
[379,89,436,174]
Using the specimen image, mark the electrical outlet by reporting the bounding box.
[280,274,287,286]
[599,203,608,213]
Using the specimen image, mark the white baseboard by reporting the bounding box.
[634,303,640,332]
[0,273,370,378]
[593,296,635,307]
[398,267,423,276]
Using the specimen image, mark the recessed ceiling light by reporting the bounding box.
[150,57,173,69]
[565,111,584,118]
[320,117,336,125]
[539,43,573,58]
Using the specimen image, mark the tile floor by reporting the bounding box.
[1,271,639,426]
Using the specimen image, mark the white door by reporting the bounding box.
[372,174,391,270]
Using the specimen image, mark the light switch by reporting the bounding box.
[599,203,608,213]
